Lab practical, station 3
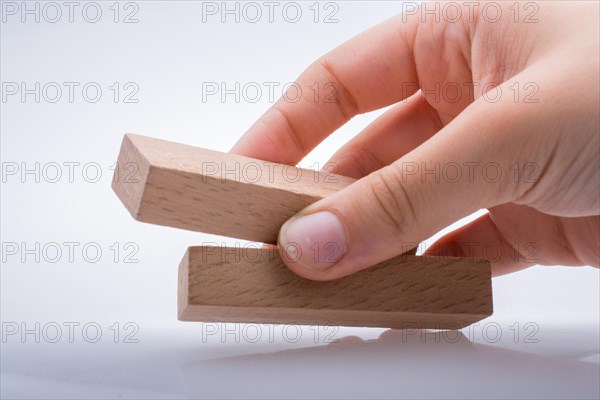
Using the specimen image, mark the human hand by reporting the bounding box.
[231,1,599,280]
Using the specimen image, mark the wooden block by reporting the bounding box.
[178,246,493,329]
[112,134,356,244]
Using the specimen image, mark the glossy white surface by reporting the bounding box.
[2,319,599,399]
[1,1,598,398]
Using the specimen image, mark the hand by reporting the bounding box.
[231,1,599,280]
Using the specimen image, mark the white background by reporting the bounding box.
[1,1,599,398]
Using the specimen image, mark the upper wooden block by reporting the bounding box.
[112,134,356,243]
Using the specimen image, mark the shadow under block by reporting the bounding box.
[112,133,356,244]
[178,246,493,329]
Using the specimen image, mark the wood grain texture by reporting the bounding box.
[179,246,493,329]
[112,134,356,244]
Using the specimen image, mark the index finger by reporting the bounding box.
[230,13,421,165]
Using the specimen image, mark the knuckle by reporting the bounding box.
[366,165,417,237]
[316,57,360,120]
[271,104,307,159]
[346,142,385,178]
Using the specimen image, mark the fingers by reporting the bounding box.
[326,93,442,179]
[230,13,421,165]
[425,204,600,275]
[422,212,535,276]
[276,73,543,280]
[487,204,598,268]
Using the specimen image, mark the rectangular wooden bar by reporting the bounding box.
[178,246,493,329]
[112,134,356,244]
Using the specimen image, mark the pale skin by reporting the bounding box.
[231,1,600,280]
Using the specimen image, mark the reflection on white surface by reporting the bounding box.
[2,321,599,399]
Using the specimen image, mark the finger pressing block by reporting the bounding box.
[178,246,493,329]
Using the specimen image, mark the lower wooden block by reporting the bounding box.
[178,246,493,329]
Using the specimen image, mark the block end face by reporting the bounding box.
[177,247,192,321]
[112,134,151,220]
[479,259,494,318]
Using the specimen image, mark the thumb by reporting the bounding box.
[277,79,545,280]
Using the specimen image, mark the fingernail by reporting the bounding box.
[279,211,348,269]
